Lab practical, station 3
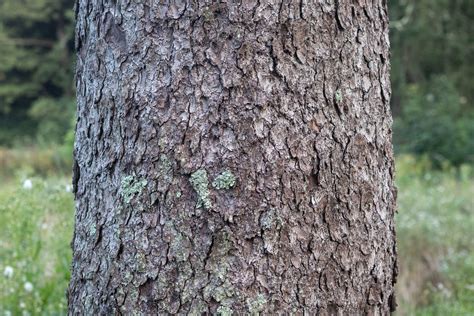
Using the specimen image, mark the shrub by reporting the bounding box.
[28,97,75,146]
[0,147,72,180]
[394,76,474,167]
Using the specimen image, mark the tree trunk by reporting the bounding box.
[69,1,397,314]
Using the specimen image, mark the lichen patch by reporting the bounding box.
[120,175,148,204]
[190,169,212,209]
[247,293,267,314]
[212,170,236,190]
[217,305,233,316]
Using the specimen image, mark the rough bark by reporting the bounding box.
[69,0,397,314]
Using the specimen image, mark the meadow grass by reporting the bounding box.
[0,177,73,315]
[0,154,472,314]
[395,155,474,315]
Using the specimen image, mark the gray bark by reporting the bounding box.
[69,0,397,314]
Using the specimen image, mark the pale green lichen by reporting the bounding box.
[216,261,230,281]
[176,190,182,198]
[158,138,167,151]
[165,222,190,262]
[203,254,236,303]
[335,90,343,102]
[169,232,190,262]
[212,281,235,302]
[190,169,212,209]
[188,301,208,316]
[202,8,214,21]
[136,252,147,272]
[88,221,96,236]
[247,294,267,314]
[128,289,139,306]
[212,170,236,190]
[201,231,234,304]
[120,175,147,204]
[218,230,232,254]
[260,209,283,231]
[217,305,233,316]
[159,154,173,176]
[212,231,233,280]
[260,209,275,230]
[122,270,133,284]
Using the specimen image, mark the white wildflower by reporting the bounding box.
[22,179,33,190]
[5,311,12,316]
[65,185,72,193]
[3,266,13,278]
[24,281,33,292]
[19,302,26,309]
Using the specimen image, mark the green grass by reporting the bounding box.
[0,154,472,314]
[0,177,73,315]
[395,155,474,315]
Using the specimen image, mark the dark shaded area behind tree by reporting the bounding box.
[390,0,474,166]
[0,0,472,166]
[0,0,75,148]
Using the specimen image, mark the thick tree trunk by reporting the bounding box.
[69,1,397,314]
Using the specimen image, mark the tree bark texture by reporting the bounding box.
[69,0,397,314]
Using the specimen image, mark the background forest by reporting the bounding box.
[0,0,473,314]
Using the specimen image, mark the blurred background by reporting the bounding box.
[0,0,472,314]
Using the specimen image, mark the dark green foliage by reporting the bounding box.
[0,0,75,146]
[29,97,75,145]
[390,0,474,166]
[390,0,474,111]
[394,76,474,166]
